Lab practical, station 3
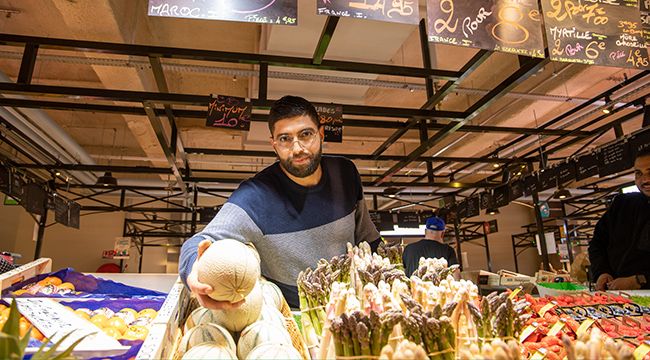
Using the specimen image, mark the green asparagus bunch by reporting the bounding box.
[413,259,460,286]
[330,310,403,358]
[401,311,456,360]
[377,239,404,268]
[468,291,530,341]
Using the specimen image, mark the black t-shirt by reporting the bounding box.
[402,239,459,277]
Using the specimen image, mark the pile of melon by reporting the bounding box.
[179,239,303,360]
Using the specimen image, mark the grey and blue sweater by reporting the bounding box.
[179,155,380,307]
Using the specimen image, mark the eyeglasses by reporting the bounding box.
[273,129,319,149]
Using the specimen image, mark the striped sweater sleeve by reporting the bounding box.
[179,202,263,287]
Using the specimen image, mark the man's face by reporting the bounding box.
[635,154,650,197]
[270,115,323,178]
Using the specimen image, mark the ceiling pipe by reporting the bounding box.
[0,71,97,184]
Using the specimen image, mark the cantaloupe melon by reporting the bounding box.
[211,282,263,333]
[257,304,286,329]
[197,239,260,303]
[181,344,237,360]
[184,307,215,333]
[260,281,284,311]
[237,321,292,360]
[245,343,303,360]
[178,323,236,355]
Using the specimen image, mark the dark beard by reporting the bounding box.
[280,146,322,178]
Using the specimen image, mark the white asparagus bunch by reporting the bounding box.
[562,329,634,360]
[379,339,429,360]
[459,339,522,360]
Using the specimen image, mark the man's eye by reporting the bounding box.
[299,130,315,139]
[278,136,291,143]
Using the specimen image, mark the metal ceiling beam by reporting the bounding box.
[148,56,191,179]
[13,163,173,174]
[185,147,514,164]
[0,97,592,137]
[313,16,339,65]
[372,56,547,185]
[0,33,459,80]
[17,43,38,85]
[142,102,187,193]
[0,83,466,120]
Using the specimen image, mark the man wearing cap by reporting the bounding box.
[402,216,460,278]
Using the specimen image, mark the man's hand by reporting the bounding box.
[607,275,641,291]
[186,239,245,310]
[596,273,613,291]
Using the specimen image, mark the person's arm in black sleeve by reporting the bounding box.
[447,246,461,280]
[589,199,616,290]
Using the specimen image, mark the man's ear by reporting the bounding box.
[319,126,325,139]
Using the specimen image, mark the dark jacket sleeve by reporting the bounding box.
[589,199,615,281]
[447,246,459,266]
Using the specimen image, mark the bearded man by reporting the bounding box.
[179,95,380,308]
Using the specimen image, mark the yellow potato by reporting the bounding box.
[121,325,149,341]
[106,316,127,334]
[90,314,109,328]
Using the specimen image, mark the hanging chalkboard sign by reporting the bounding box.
[148,0,298,25]
[455,199,468,219]
[0,165,8,194]
[524,173,540,196]
[68,202,80,229]
[510,179,524,200]
[24,183,47,216]
[398,212,420,228]
[379,211,395,231]
[466,196,480,218]
[427,0,545,58]
[630,128,650,159]
[439,194,456,208]
[493,184,510,207]
[575,153,599,181]
[54,196,69,226]
[641,0,650,45]
[557,161,576,186]
[539,167,558,191]
[206,95,252,130]
[317,0,419,24]
[315,103,343,143]
[598,140,633,177]
[419,210,436,224]
[541,0,650,69]
[10,175,24,203]
[480,191,493,209]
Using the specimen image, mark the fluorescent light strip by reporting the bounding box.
[380,225,426,237]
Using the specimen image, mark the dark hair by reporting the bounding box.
[268,96,321,134]
[636,147,650,160]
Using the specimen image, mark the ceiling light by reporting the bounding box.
[554,188,572,199]
[383,187,403,198]
[54,171,61,177]
[492,163,500,168]
[486,207,500,215]
[96,171,118,187]
[602,95,613,114]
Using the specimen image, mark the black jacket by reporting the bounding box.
[589,193,650,288]
[402,240,459,277]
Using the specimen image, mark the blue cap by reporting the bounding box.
[425,216,446,231]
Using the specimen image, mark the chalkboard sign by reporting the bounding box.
[456,199,468,219]
[598,140,633,177]
[557,161,576,186]
[483,219,498,234]
[199,207,219,224]
[206,95,252,130]
[315,103,343,143]
[439,194,456,208]
[630,128,650,159]
[641,0,650,45]
[25,184,47,216]
[317,0,419,24]
[541,0,650,69]
[493,184,510,207]
[148,0,298,25]
[524,173,540,195]
[539,167,558,191]
[575,153,599,181]
[379,211,395,231]
[398,212,420,228]
[480,191,493,209]
[68,202,80,229]
[0,165,8,194]
[427,0,545,58]
[510,179,524,200]
[54,196,69,226]
[466,196,480,218]
[10,175,24,203]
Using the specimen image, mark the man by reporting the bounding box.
[590,147,650,291]
[402,216,459,277]
[179,95,380,309]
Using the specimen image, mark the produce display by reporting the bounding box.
[11,276,78,296]
[0,303,46,341]
[177,238,306,360]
